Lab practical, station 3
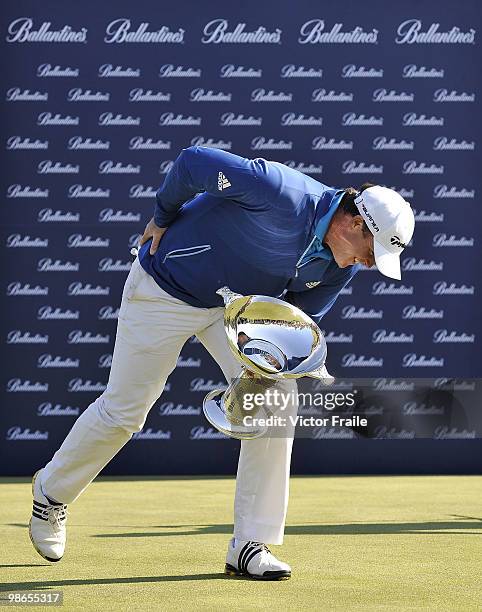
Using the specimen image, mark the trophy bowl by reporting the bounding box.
[202,288,330,439]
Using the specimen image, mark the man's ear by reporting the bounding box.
[352,214,365,230]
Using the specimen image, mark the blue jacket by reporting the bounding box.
[138,146,360,322]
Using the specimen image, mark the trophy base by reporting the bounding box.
[203,389,268,440]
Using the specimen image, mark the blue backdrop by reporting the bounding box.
[1,0,481,475]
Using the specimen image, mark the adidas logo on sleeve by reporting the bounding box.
[218,172,231,191]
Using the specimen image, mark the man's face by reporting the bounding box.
[328,214,376,269]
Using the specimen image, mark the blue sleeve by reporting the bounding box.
[285,265,361,323]
[154,146,282,227]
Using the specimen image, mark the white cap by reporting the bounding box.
[354,186,415,280]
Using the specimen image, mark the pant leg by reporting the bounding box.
[41,259,213,504]
[196,317,299,545]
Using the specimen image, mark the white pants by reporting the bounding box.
[41,257,298,544]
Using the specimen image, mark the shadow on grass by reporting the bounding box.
[91,518,482,538]
[0,573,236,592]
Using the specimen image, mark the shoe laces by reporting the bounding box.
[37,503,68,532]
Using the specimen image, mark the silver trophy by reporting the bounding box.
[203,287,333,439]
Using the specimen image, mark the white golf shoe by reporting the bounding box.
[28,470,67,562]
[225,538,291,580]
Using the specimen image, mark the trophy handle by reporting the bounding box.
[306,364,335,385]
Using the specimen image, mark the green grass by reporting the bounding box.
[1,475,481,611]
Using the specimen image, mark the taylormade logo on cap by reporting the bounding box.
[355,186,415,280]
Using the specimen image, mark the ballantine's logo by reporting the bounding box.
[104,19,184,44]
[372,330,414,343]
[6,234,48,248]
[37,403,80,416]
[280,65,323,78]
[37,306,79,320]
[372,282,413,295]
[67,234,110,248]
[433,137,475,150]
[341,354,383,367]
[98,258,132,272]
[372,137,414,150]
[251,137,292,150]
[220,65,262,78]
[190,379,228,392]
[37,112,79,125]
[132,429,172,440]
[432,233,474,247]
[159,161,174,174]
[251,89,293,102]
[412,210,444,222]
[373,379,415,391]
[38,160,79,174]
[7,185,48,198]
[129,185,157,198]
[433,329,475,343]
[373,89,414,102]
[373,427,415,439]
[6,427,49,440]
[67,88,109,102]
[341,306,383,319]
[177,357,202,368]
[37,258,79,272]
[190,137,232,150]
[98,161,140,174]
[312,89,353,102]
[129,137,171,149]
[395,20,476,44]
[342,65,383,78]
[433,185,475,198]
[159,64,201,77]
[202,19,281,44]
[283,161,323,174]
[433,282,475,295]
[312,136,352,149]
[403,161,444,174]
[68,379,107,392]
[7,379,48,392]
[402,113,444,126]
[37,354,80,368]
[433,89,475,102]
[98,113,140,126]
[402,354,444,367]
[389,186,414,199]
[37,64,79,77]
[342,161,383,174]
[402,258,443,271]
[68,282,110,296]
[434,379,476,391]
[159,112,201,126]
[68,137,110,150]
[434,427,476,440]
[6,331,48,343]
[129,89,171,102]
[68,185,110,198]
[282,113,323,126]
[298,19,378,44]
[98,306,119,320]
[6,283,48,296]
[402,402,444,416]
[6,88,48,101]
[159,402,202,416]
[98,209,141,222]
[220,113,262,126]
[190,426,227,440]
[402,306,444,319]
[68,331,110,344]
[342,113,383,126]
[38,208,79,222]
[98,64,140,77]
[6,137,48,150]
[322,331,353,343]
[402,64,444,78]
[6,18,87,43]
